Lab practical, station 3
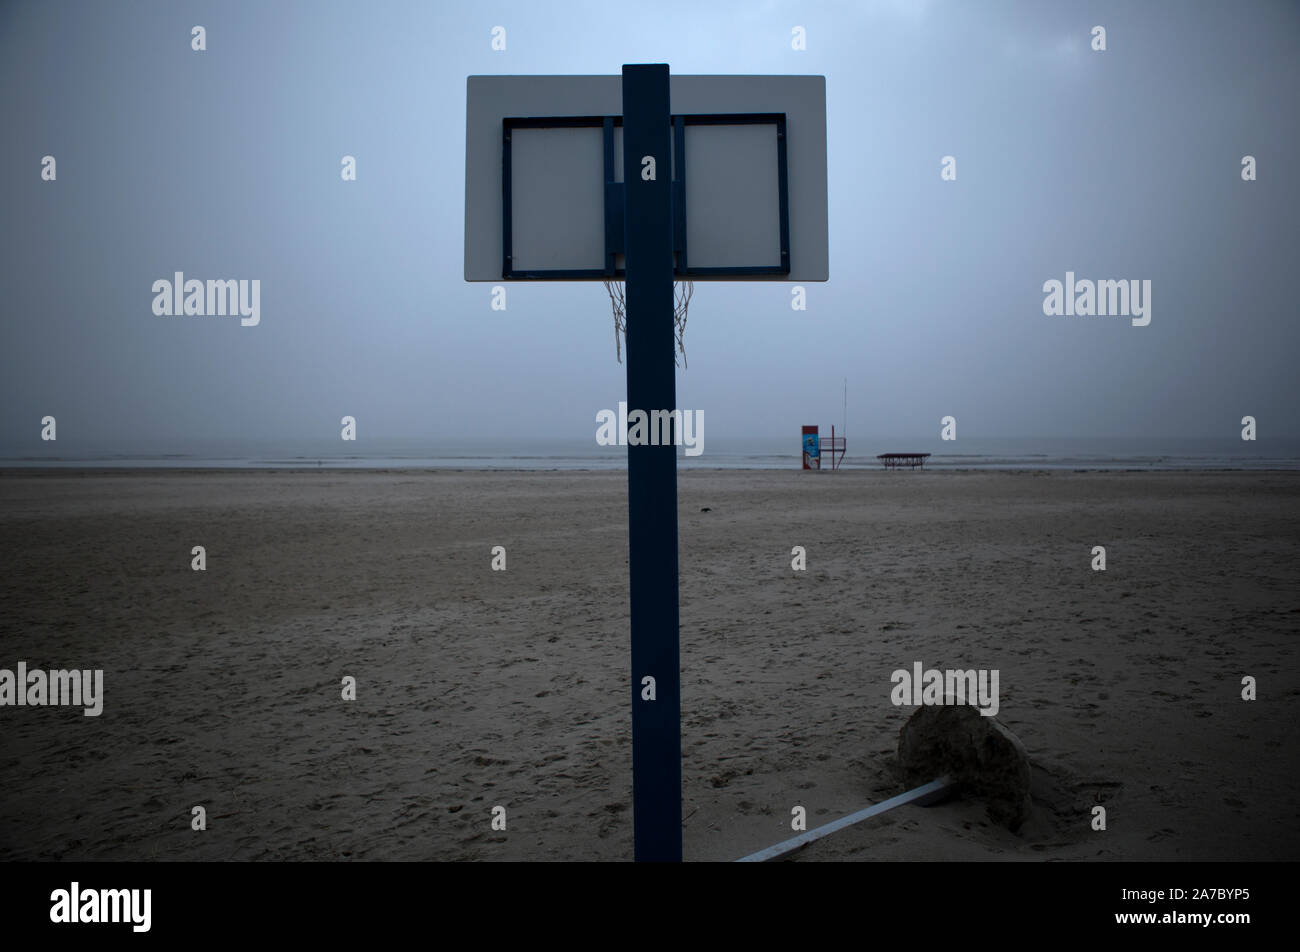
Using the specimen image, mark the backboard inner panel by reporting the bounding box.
[510,127,606,273]
[684,123,781,271]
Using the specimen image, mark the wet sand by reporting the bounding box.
[1,468,1296,861]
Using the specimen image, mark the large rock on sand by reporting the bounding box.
[897,703,1033,831]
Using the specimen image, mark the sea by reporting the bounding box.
[3,437,1298,471]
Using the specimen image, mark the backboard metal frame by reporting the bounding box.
[502,113,790,280]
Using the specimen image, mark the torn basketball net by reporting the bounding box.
[603,280,693,368]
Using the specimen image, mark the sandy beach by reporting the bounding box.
[1,468,1297,862]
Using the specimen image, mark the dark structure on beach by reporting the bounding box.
[878,452,931,470]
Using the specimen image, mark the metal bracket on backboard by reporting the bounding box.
[501,113,790,280]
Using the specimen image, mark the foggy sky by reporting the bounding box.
[2,0,1297,450]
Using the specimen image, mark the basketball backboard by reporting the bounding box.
[464,74,828,281]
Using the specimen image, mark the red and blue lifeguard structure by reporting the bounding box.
[801,424,845,470]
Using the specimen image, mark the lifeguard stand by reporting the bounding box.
[801,425,845,470]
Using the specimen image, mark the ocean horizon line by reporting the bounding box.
[3,436,1299,472]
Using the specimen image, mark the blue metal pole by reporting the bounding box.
[621,63,682,862]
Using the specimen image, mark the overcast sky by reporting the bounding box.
[1,0,1296,450]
